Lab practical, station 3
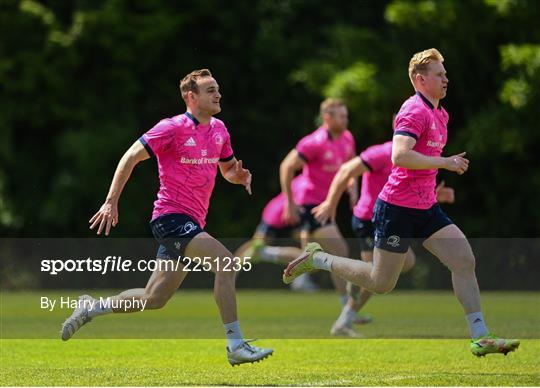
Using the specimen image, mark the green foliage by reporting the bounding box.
[385,0,457,27]
[0,1,538,247]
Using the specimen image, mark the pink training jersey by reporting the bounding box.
[353,141,393,220]
[140,112,234,228]
[262,126,356,228]
[379,92,448,209]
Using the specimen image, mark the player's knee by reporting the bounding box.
[215,269,236,282]
[450,250,476,272]
[144,292,170,309]
[371,279,396,295]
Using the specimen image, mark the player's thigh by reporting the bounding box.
[402,248,416,272]
[422,224,475,271]
[311,223,349,257]
[185,232,238,274]
[144,259,189,299]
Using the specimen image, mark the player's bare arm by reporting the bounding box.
[392,134,469,174]
[219,157,252,195]
[279,149,305,224]
[346,176,359,210]
[89,140,150,236]
[312,157,368,225]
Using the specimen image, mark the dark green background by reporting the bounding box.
[1,0,539,289]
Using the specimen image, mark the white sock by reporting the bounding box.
[224,321,244,350]
[339,294,348,306]
[336,305,357,327]
[259,246,281,263]
[87,298,113,318]
[313,252,333,271]
[466,312,489,339]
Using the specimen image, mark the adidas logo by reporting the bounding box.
[184,137,196,147]
[431,122,437,130]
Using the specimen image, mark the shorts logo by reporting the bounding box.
[387,235,400,247]
[179,222,197,236]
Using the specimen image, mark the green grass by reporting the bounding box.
[1,290,539,386]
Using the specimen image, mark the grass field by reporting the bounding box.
[1,290,539,386]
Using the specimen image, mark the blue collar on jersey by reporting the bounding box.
[184,111,200,126]
[415,91,440,110]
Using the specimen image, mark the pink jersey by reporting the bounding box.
[262,126,356,228]
[261,193,290,229]
[379,92,448,209]
[261,180,303,228]
[140,112,234,227]
[295,127,356,205]
[353,141,393,220]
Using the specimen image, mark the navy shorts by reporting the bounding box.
[150,213,204,261]
[255,204,323,243]
[351,215,375,252]
[373,199,453,253]
[298,204,323,233]
[255,221,298,245]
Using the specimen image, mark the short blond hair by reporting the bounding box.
[179,69,213,102]
[320,98,346,116]
[408,48,444,84]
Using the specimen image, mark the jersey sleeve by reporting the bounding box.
[219,131,234,162]
[360,145,387,172]
[139,120,175,158]
[393,105,426,140]
[295,134,319,162]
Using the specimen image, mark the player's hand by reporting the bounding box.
[436,180,455,204]
[312,201,336,225]
[89,201,119,236]
[283,201,300,225]
[444,152,469,175]
[231,160,252,195]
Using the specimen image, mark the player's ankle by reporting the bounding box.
[313,252,333,271]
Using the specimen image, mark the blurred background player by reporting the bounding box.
[313,138,455,337]
[61,69,273,366]
[284,49,520,356]
[236,98,371,326]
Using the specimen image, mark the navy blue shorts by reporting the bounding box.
[255,221,298,245]
[150,213,204,260]
[298,204,323,233]
[351,215,375,252]
[255,204,323,243]
[373,199,453,253]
